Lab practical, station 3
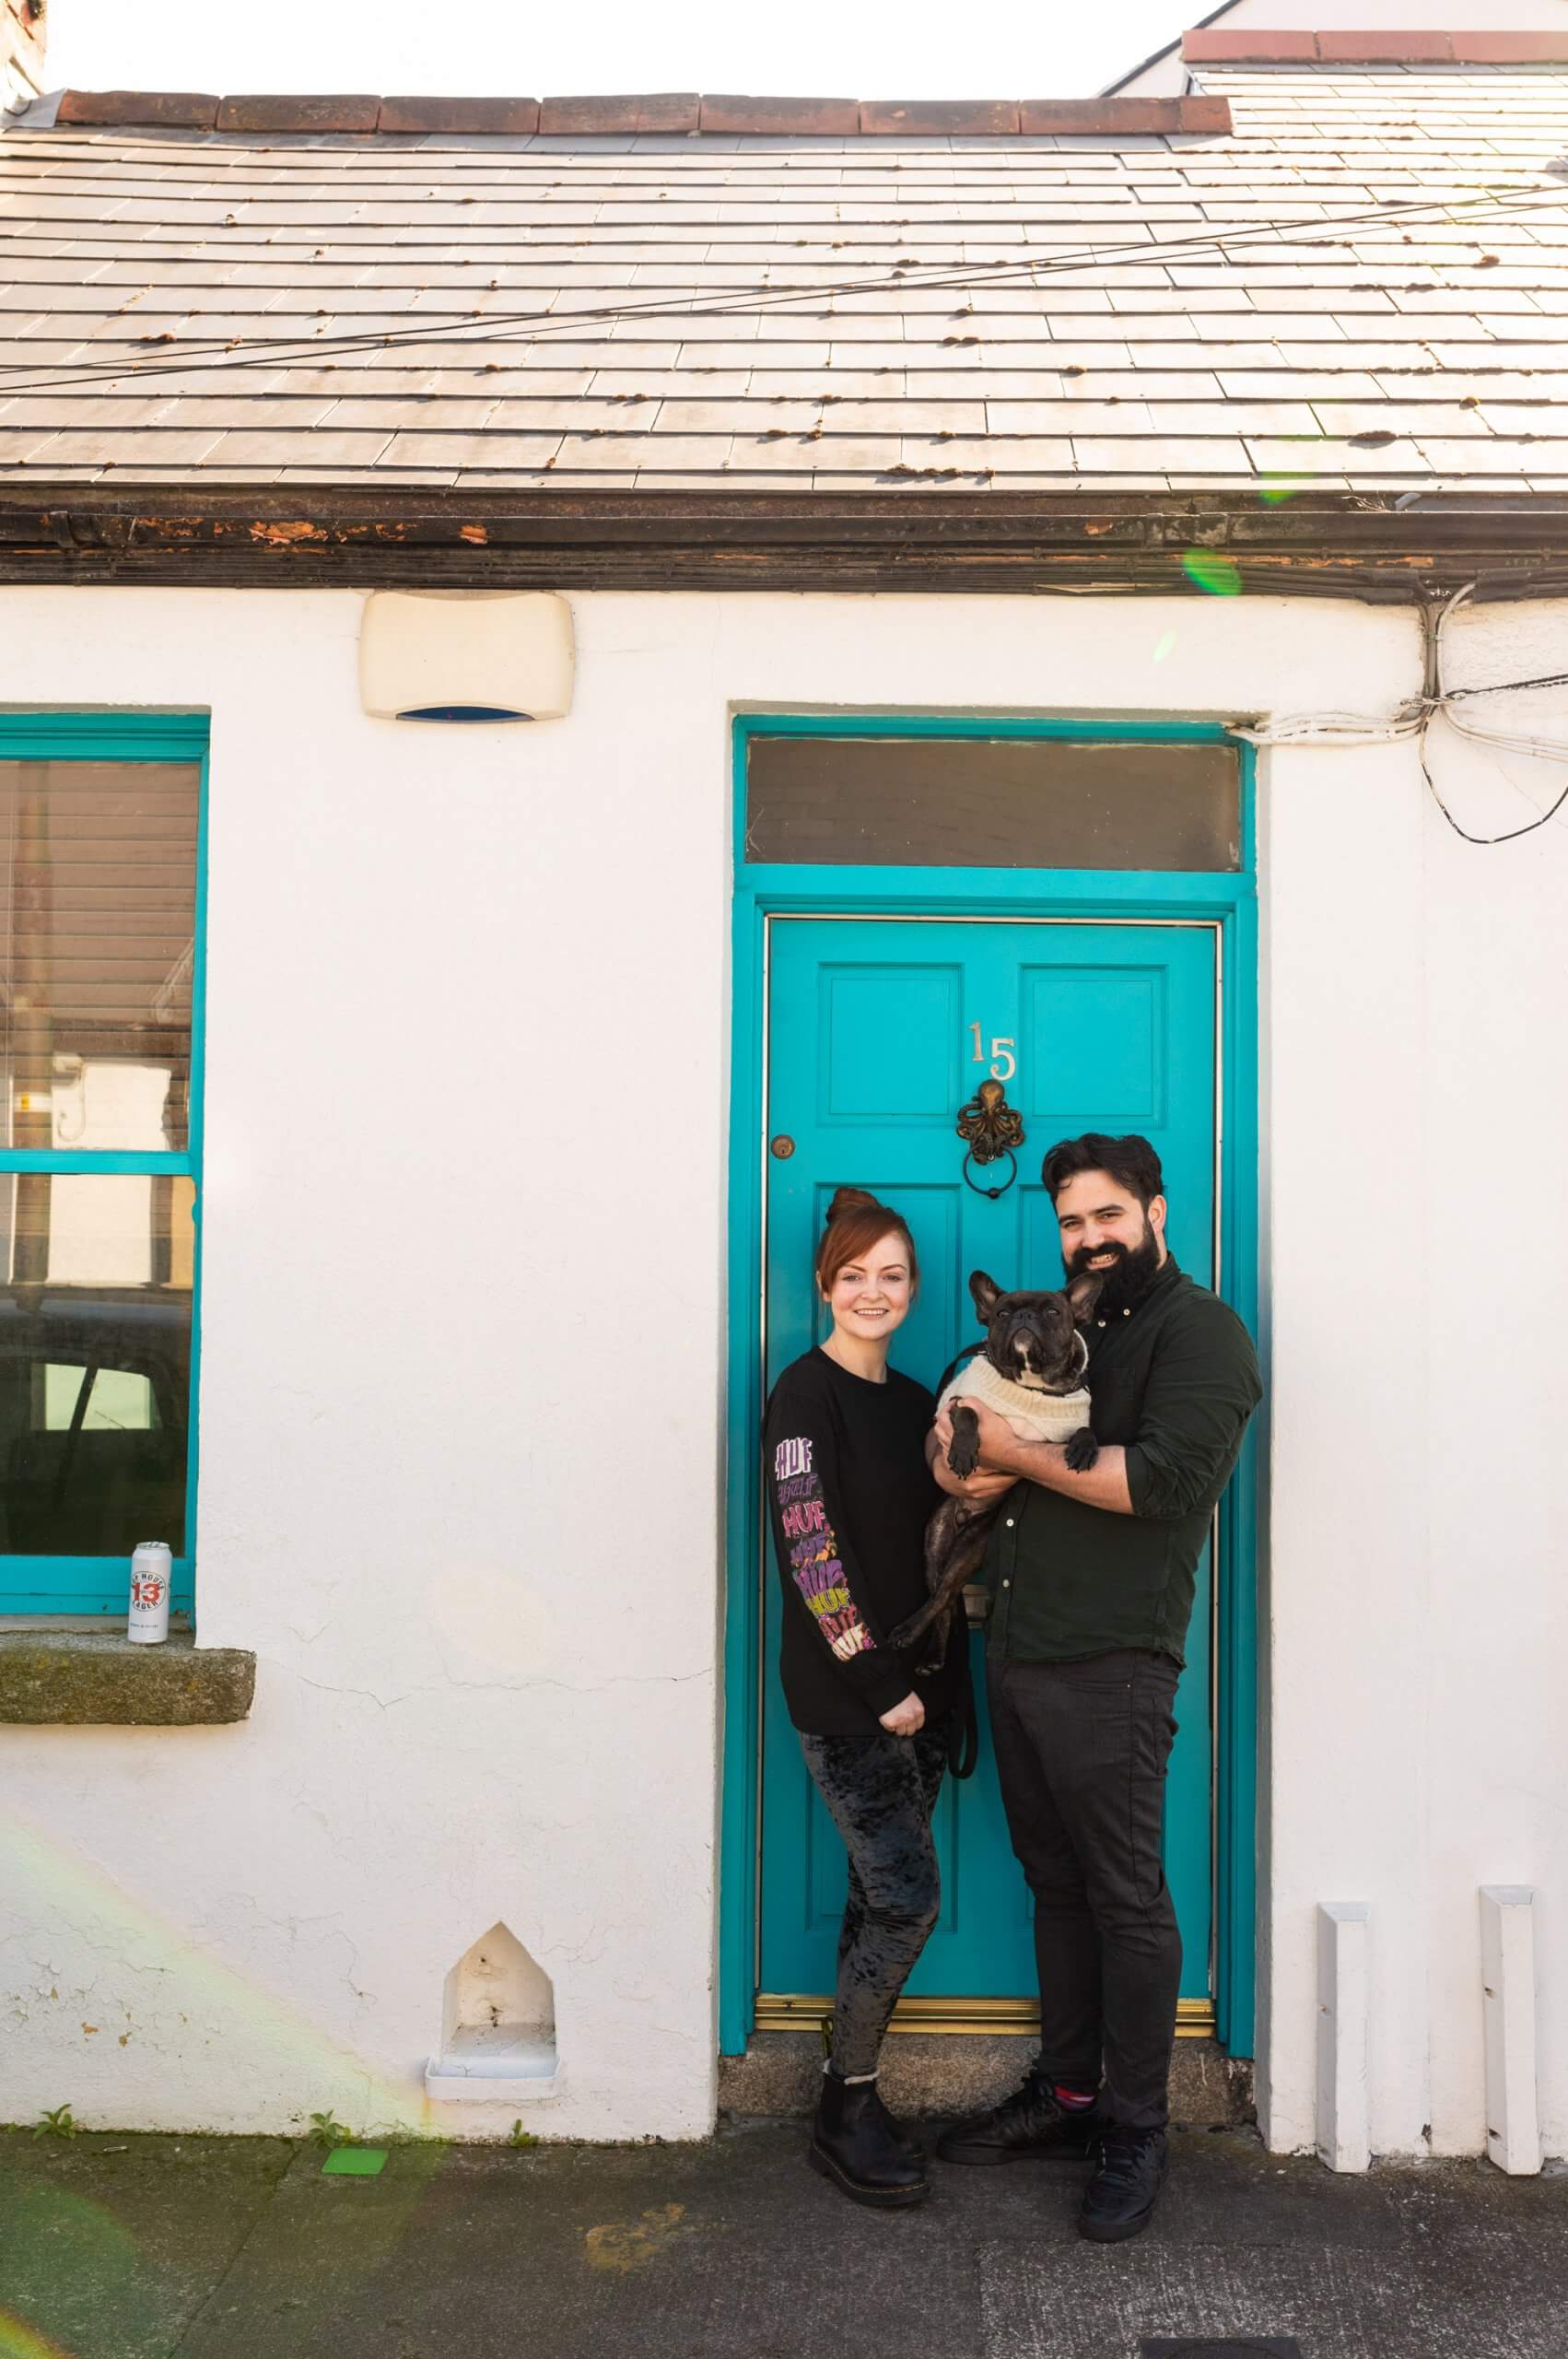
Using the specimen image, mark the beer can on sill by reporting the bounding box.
[128,1542,172,1644]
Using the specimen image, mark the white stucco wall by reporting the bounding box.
[1,582,1564,2154]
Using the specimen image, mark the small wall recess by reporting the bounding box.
[425,1921,560,2105]
[359,591,575,722]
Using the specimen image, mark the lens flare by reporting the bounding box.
[1181,551,1242,596]
[0,2309,76,2359]
[3,1805,418,2138]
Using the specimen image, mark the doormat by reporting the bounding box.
[1141,2342,1301,2358]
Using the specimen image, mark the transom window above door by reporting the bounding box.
[743,732,1241,871]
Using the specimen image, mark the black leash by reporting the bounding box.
[933,1339,989,1399]
[947,1662,980,1781]
[934,1339,988,1782]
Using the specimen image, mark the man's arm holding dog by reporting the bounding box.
[929,1406,1134,1515]
[930,1298,1260,1520]
[924,1422,1017,1508]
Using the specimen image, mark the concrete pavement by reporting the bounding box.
[3,2118,1566,2358]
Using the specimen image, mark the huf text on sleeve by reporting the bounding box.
[764,1348,965,1736]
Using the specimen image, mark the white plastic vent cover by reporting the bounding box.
[358,590,574,722]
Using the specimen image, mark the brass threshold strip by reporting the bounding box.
[755,1994,1218,2039]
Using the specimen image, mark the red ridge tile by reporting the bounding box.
[1019,96,1231,135]
[58,89,219,127]
[1450,32,1568,61]
[1317,31,1455,62]
[216,94,380,133]
[698,95,860,135]
[538,93,700,134]
[859,100,1021,135]
[377,96,541,135]
[1177,97,1235,134]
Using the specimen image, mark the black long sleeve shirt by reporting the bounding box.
[984,1257,1262,1666]
[764,1347,965,1736]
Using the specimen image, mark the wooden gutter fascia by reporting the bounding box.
[2,487,1565,605]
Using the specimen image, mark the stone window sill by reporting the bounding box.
[0,1627,255,1726]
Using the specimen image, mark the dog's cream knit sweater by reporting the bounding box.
[939,1351,1092,1445]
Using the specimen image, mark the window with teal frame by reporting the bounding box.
[0,715,207,1618]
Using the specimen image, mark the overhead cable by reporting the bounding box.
[1231,583,1568,842]
[0,181,1562,400]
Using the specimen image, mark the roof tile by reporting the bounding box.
[379,97,542,136]
[215,95,380,134]
[858,100,1020,135]
[6,61,1566,496]
[538,95,700,135]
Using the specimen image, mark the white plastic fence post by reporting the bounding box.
[1480,1885,1541,2177]
[1316,1901,1371,2173]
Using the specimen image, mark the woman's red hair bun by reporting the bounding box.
[814,1190,919,1297]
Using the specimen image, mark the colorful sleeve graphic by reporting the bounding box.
[771,1434,875,1661]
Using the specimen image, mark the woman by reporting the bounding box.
[764,1186,967,2208]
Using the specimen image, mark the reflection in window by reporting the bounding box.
[0,759,200,1155]
[0,1173,193,1556]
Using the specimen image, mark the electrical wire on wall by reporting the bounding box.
[1228,583,1568,846]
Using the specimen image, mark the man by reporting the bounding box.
[930,1133,1260,2242]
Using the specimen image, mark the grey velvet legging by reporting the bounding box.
[799,1723,947,2078]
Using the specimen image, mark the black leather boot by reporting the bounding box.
[937,2068,1104,2165]
[1079,2125,1168,2241]
[808,2071,930,2208]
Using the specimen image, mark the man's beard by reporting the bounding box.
[1065,1225,1162,1315]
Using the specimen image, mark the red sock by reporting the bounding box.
[1053,2083,1096,2110]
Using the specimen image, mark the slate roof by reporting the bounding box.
[1,63,1566,496]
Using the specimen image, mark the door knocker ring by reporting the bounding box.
[963,1147,1017,1201]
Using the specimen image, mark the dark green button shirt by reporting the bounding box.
[984,1258,1261,1666]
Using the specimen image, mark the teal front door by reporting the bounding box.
[759,915,1220,2016]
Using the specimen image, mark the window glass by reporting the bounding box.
[0,1173,193,1556]
[0,759,201,1154]
[744,735,1241,871]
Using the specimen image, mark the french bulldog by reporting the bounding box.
[890,1269,1102,1667]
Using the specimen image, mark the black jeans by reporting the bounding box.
[989,1649,1181,2132]
[798,1723,947,2078]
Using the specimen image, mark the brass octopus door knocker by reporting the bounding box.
[956,1076,1025,1199]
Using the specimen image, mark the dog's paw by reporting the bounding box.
[946,1404,981,1479]
[889,1612,925,1651]
[1064,1426,1100,1473]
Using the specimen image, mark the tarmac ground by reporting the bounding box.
[3,2117,1567,2359]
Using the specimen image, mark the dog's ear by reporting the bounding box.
[968,1271,1004,1324]
[1065,1271,1104,1326]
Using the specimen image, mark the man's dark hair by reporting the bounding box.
[1040,1132,1164,1210]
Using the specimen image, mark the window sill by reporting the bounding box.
[0,1628,255,1726]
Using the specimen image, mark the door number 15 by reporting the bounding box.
[969,1023,1016,1083]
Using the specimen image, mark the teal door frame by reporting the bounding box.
[721,712,1260,2058]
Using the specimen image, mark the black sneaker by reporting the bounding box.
[1079,2126,1167,2242]
[936,2071,1103,2166]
